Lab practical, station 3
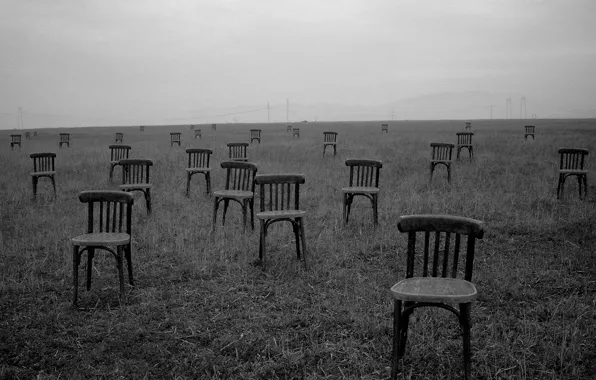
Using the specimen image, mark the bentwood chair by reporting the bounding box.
[465,122,472,130]
[456,132,474,161]
[286,125,293,132]
[140,126,145,132]
[194,129,202,140]
[390,215,485,380]
[430,143,454,183]
[114,132,124,144]
[227,142,249,161]
[255,174,308,270]
[292,128,300,139]
[342,159,382,226]
[119,159,153,215]
[524,125,535,140]
[186,148,212,196]
[382,123,389,133]
[557,148,589,199]
[25,132,31,140]
[170,132,181,147]
[212,161,258,232]
[71,190,135,306]
[59,133,70,148]
[30,153,57,200]
[33,131,38,137]
[323,131,338,156]
[250,129,262,144]
[109,145,131,182]
[212,124,217,131]
[10,134,21,149]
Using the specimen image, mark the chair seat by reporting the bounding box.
[256,210,306,219]
[31,171,56,176]
[431,159,452,164]
[341,186,379,194]
[71,232,130,246]
[109,161,122,165]
[390,277,477,303]
[186,168,211,173]
[213,190,254,199]
[119,184,153,190]
[560,169,588,175]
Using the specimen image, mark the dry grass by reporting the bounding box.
[1,119,595,379]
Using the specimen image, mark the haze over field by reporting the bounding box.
[1,0,595,129]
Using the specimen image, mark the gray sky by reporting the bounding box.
[1,0,595,128]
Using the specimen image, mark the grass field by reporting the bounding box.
[1,119,595,379]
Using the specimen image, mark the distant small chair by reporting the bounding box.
[286,125,293,132]
[33,131,38,137]
[30,153,57,200]
[255,174,308,270]
[71,190,135,306]
[342,159,382,226]
[139,126,145,132]
[381,123,388,133]
[323,131,338,156]
[212,161,258,232]
[390,215,484,380]
[59,133,70,148]
[212,123,217,131]
[10,134,21,150]
[25,132,31,139]
[292,128,300,139]
[194,129,202,140]
[524,125,535,140]
[456,132,474,161]
[465,121,472,130]
[170,132,181,147]
[109,145,131,181]
[119,159,153,215]
[430,143,454,183]
[186,148,212,196]
[114,132,124,143]
[227,142,249,161]
[250,129,262,144]
[557,148,589,199]
[189,125,195,131]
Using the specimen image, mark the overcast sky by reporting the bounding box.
[1,0,595,127]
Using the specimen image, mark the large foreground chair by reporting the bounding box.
[557,148,588,199]
[212,161,258,232]
[30,153,57,200]
[71,190,134,306]
[390,215,485,380]
[342,159,382,226]
[255,174,308,270]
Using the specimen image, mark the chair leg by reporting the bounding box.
[109,164,114,182]
[222,199,230,226]
[557,174,565,199]
[32,176,37,200]
[583,175,588,198]
[51,175,56,197]
[186,173,191,196]
[212,197,220,229]
[429,163,434,182]
[259,219,267,268]
[470,147,474,160]
[241,200,248,233]
[72,245,80,306]
[333,145,337,156]
[205,173,211,195]
[447,164,452,183]
[460,302,473,380]
[457,147,461,160]
[145,189,152,215]
[249,199,255,230]
[298,218,308,270]
[342,193,348,225]
[86,248,95,291]
[345,194,353,224]
[125,244,134,286]
[372,194,378,226]
[116,246,125,298]
[293,222,301,260]
[391,300,403,380]
[399,306,412,357]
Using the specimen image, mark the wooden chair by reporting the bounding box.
[255,174,308,270]
[114,132,123,143]
[71,190,134,306]
[456,132,474,161]
[170,132,181,147]
[227,142,249,161]
[292,128,300,139]
[286,125,293,132]
[33,131,38,137]
[430,143,454,183]
[30,153,57,199]
[390,214,485,380]
[25,131,31,140]
[186,148,212,196]
[189,125,195,131]
[342,159,382,226]
[109,145,131,181]
[59,133,70,148]
[10,134,21,149]
[381,123,388,133]
[118,159,153,215]
[323,131,338,156]
[524,125,535,140]
[212,123,217,131]
[212,161,258,232]
[194,129,202,140]
[139,126,145,132]
[557,148,589,199]
[250,129,262,144]
[465,121,472,130]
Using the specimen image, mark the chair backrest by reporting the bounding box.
[323,131,338,143]
[171,133,181,142]
[221,161,258,192]
[255,174,305,212]
[397,215,484,281]
[187,148,212,168]
[381,123,388,130]
[11,134,21,143]
[78,190,133,235]
[250,129,261,138]
[194,129,201,137]
[120,159,153,185]
[109,145,131,162]
[456,132,473,145]
[31,153,56,172]
[60,133,70,142]
[525,125,535,134]
[431,143,454,161]
[345,159,382,188]
[558,148,589,170]
[293,128,300,134]
[227,142,249,160]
